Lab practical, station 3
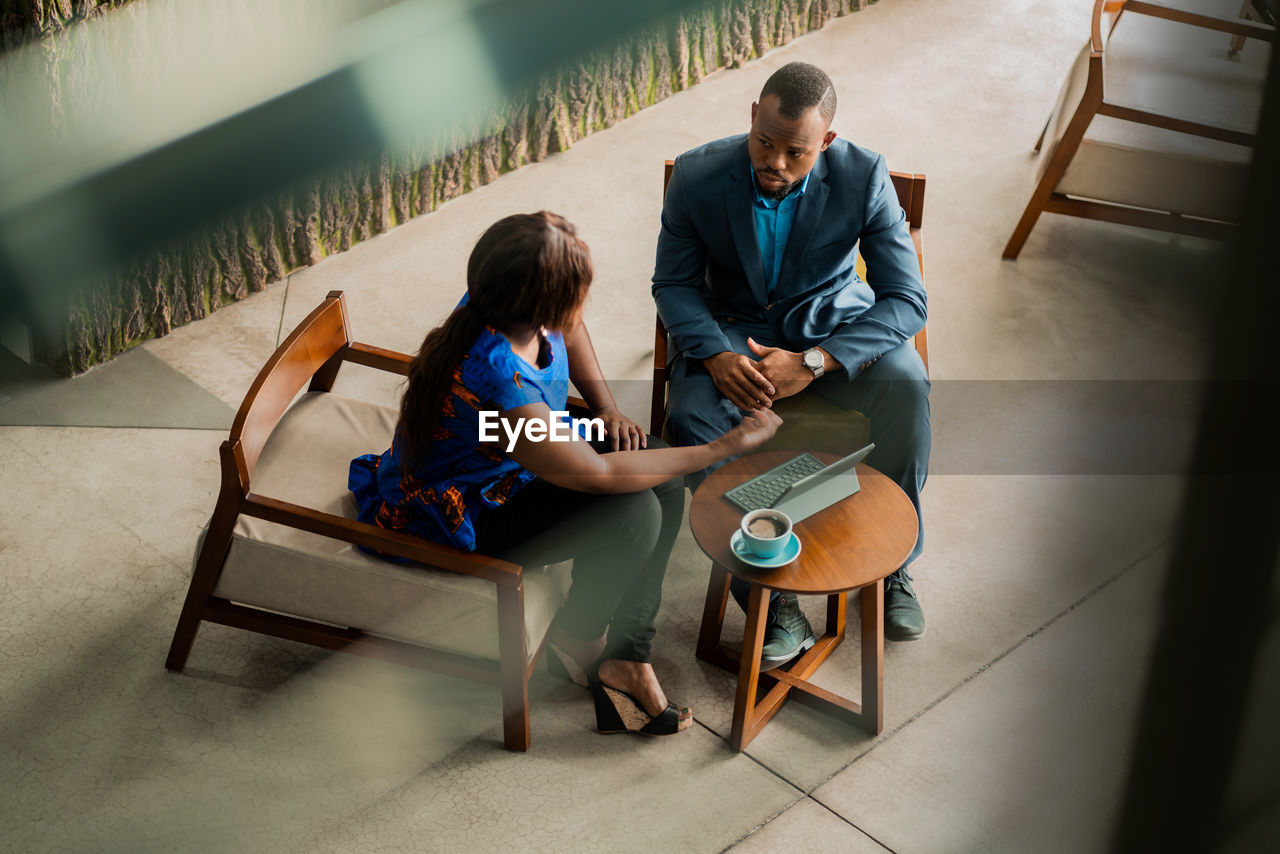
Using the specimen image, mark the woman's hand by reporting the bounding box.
[720,408,783,457]
[593,406,648,451]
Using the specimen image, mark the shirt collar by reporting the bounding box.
[750,165,811,207]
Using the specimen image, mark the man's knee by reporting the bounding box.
[869,342,930,387]
[859,344,931,414]
[815,341,929,416]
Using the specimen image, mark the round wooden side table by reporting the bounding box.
[690,450,918,751]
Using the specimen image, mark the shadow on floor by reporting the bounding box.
[0,346,233,429]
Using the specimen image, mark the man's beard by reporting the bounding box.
[754,171,802,201]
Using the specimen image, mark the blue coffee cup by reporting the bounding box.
[739,509,793,558]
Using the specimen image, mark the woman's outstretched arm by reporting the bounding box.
[501,402,780,494]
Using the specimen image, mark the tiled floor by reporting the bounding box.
[1,0,1256,850]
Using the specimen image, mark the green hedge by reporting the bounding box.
[8,0,874,373]
[0,1,134,52]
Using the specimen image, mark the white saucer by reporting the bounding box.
[730,529,802,568]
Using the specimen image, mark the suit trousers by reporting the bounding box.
[666,321,930,607]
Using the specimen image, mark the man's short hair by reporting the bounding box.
[759,62,837,123]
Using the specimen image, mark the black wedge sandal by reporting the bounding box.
[590,681,693,736]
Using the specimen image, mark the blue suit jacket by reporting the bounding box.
[652,135,926,381]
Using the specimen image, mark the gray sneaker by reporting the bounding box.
[760,594,816,669]
[884,569,926,641]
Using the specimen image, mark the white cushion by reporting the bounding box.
[1105,9,1265,133]
[1055,115,1250,221]
[205,392,572,663]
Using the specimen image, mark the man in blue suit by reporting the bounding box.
[652,62,931,660]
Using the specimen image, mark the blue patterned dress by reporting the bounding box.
[348,314,569,554]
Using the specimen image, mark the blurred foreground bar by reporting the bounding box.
[5,0,778,371]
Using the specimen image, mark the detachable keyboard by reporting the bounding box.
[723,452,826,512]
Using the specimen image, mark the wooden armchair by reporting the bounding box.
[1003,0,1273,258]
[650,162,928,455]
[166,290,582,751]
[1231,0,1275,52]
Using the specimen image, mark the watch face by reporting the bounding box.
[805,350,823,370]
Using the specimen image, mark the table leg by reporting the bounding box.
[697,562,732,664]
[702,576,886,746]
[825,589,847,642]
[860,579,884,734]
[730,583,771,751]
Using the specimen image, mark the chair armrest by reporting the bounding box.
[240,493,523,587]
[343,341,412,376]
[1124,0,1275,41]
[1097,102,1258,146]
[650,315,669,436]
[653,314,669,371]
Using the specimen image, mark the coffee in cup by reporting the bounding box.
[747,516,787,539]
[738,509,794,559]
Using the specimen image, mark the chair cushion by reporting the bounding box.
[1056,115,1250,221]
[206,392,573,663]
[1105,9,1265,135]
[1040,15,1263,222]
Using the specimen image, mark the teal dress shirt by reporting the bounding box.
[751,167,810,295]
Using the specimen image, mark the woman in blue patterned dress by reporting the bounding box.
[351,212,780,736]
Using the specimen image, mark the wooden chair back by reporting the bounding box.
[228,292,352,484]
[650,160,929,434]
[889,172,926,231]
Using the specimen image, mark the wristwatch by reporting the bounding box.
[802,347,825,379]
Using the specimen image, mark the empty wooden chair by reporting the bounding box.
[1003,0,1273,259]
